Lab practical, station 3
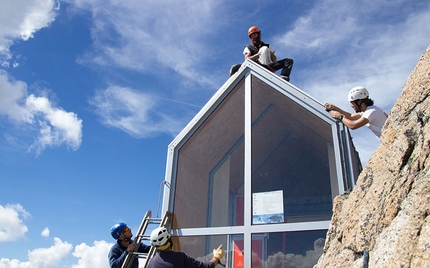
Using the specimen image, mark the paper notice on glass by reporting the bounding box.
[252,190,284,224]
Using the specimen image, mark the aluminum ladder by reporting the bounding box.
[121,210,171,268]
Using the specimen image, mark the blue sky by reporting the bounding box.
[0,0,429,267]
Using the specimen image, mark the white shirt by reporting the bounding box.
[360,105,388,138]
[243,45,275,65]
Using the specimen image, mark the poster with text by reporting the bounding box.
[252,190,284,224]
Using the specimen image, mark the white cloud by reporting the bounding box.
[0,203,109,268]
[265,238,324,268]
[0,0,59,66]
[41,227,50,238]
[90,85,182,138]
[27,238,73,268]
[0,1,82,155]
[64,0,225,87]
[0,240,112,268]
[71,240,113,268]
[0,258,30,268]
[0,71,83,155]
[0,71,31,122]
[272,0,430,165]
[0,204,30,243]
[0,239,112,268]
[276,0,430,107]
[25,94,83,154]
[0,237,73,268]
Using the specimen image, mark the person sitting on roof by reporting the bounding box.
[324,86,388,139]
[230,25,294,82]
[147,227,225,268]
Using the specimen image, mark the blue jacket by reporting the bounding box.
[108,240,151,268]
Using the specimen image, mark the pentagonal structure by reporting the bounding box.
[160,60,361,268]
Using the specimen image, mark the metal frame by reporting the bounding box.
[160,60,360,267]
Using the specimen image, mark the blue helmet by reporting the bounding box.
[110,222,127,239]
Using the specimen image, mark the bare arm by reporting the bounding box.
[324,102,361,120]
[343,116,369,129]
[245,52,259,62]
[329,110,369,130]
[270,51,277,63]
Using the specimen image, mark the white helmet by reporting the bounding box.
[150,227,170,247]
[348,86,369,101]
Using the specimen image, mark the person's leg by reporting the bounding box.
[269,58,294,81]
[229,63,242,77]
[257,46,272,65]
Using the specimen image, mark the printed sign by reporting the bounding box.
[252,190,284,224]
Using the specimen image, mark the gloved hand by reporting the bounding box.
[213,244,225,261]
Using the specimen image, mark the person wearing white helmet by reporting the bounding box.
[147,227,225,268]
[230,26,294,81]
[324,86,388,138]
[108,222,151,268]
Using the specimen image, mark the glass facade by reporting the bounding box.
[164,68,360,267]
[171,235,228,262]
[168,231,326,268]
[173,79,245,229]
[250,77,335,224]
[252,231,326,268]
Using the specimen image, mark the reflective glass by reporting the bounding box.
[173,79,245,228]
[251,77,337,224]
[172,235,230,264]
[252,231,326,268]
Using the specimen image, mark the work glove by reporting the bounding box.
[213,244,225,261]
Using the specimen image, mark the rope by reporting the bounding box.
[362,251,369,268]
[156,180,170,217]
[156,180,165,218]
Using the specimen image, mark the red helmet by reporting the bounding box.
[248,26,260,37]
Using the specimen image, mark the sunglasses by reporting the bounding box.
[122,227,130,233]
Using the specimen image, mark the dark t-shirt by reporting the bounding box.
[147,251,215,268]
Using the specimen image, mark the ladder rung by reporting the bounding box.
[148,217,163,221]
[130,252,148,256]
[148,220,162,223]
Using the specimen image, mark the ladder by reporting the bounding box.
[121,210,171,268]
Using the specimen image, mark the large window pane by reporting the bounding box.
[171,232,325,268]
[251,77,336,224]
[172,235,228,264]
[252,231,326,268]
[173,79,245,228]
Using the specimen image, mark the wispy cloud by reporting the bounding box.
[0,0,58,66]
[0,1,82,155]
[25,94,83,154]
[270,0,430,164]
[89,85,183,137]
[0,71,83,155]
[275,0,430,109]
[68,0,225,87]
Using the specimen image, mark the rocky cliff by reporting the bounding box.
[316,45,430,268]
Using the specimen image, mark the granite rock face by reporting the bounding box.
[316,45,430,268]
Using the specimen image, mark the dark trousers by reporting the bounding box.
[230,58,294,78]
